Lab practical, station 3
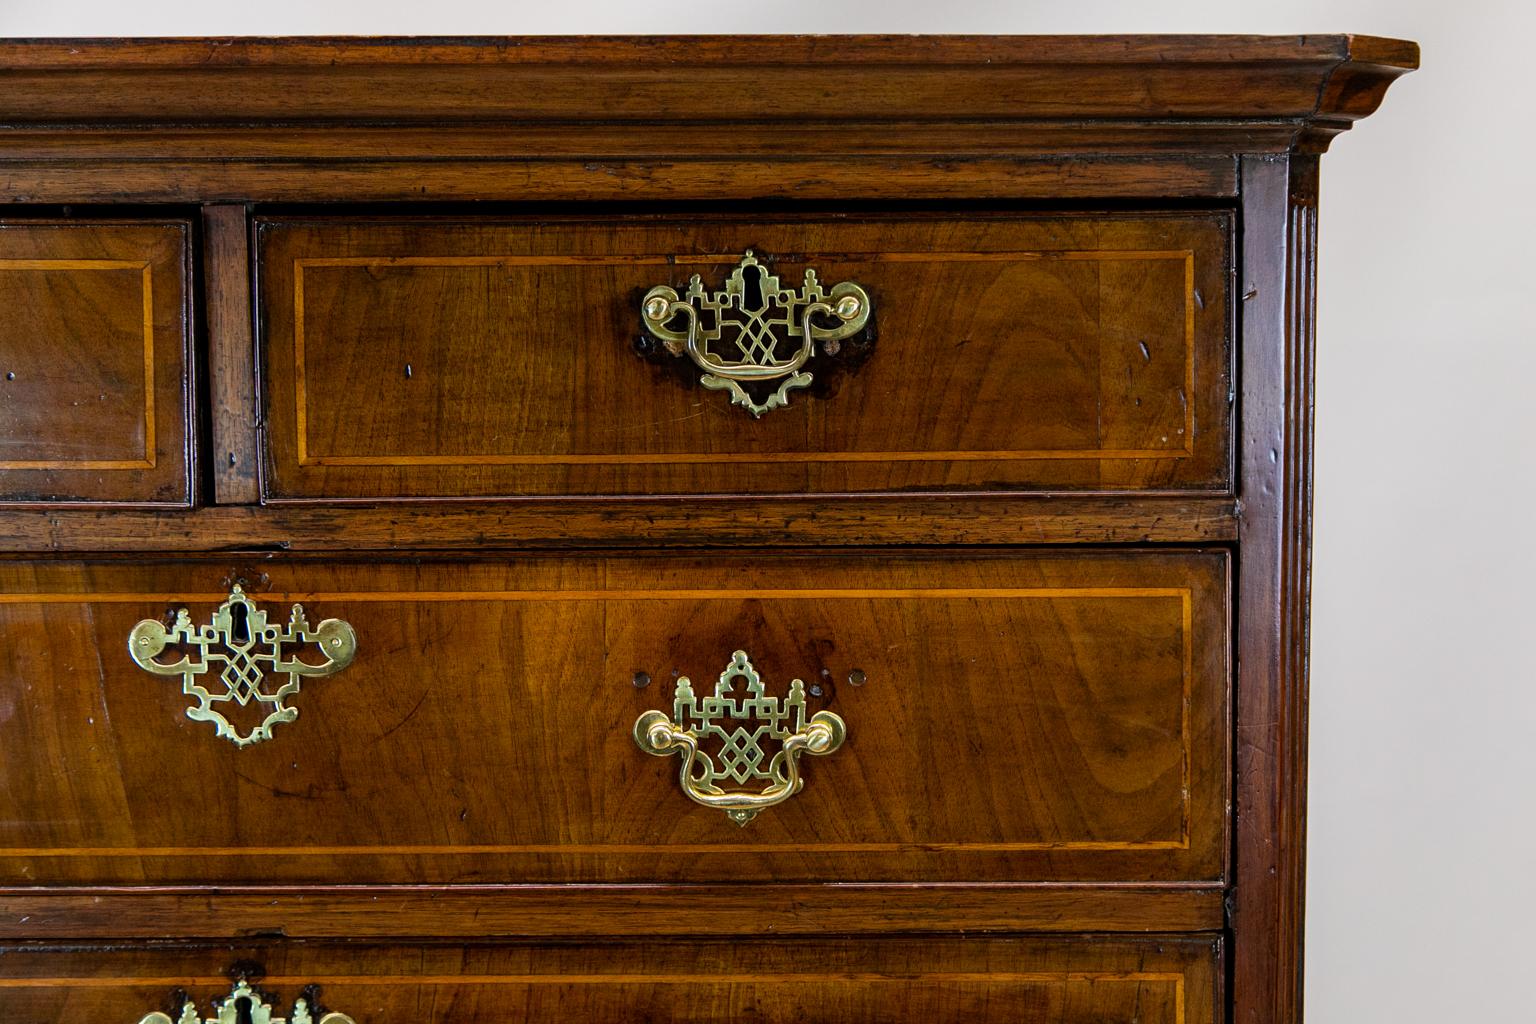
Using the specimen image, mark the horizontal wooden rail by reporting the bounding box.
[0,495,1238,552]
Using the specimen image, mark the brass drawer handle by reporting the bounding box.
[640,250,872,417]
[139,979,354,1024]
[127,585,357,748]
[633,650,847,826]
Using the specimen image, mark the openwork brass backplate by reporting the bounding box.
[127,585,357,747]
[138,980,354,1024]
[633,650,846,826]
[639,251,872,417]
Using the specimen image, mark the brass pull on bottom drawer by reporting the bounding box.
[139,979,354,1024]
[633,649,847,826]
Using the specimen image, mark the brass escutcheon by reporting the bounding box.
[127,586,357,747]
[138,979,354,1024]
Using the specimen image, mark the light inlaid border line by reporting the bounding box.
[290,250,1197,467]
[0,259,156,471]
[0,587,1196,857]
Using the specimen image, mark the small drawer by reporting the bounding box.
[0,935,1222,1024]
[256,211,1231,500]
[0,549,1227,887]
[0,220,192,505]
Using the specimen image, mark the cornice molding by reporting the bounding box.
[0,34,1416,133]
[0,35,1417,201]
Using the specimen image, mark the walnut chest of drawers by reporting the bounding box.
[0,34,1415,1024]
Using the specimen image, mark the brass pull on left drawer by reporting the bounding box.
[139,979,354,1024]
[633,650,847,826]
[127,585,357,747]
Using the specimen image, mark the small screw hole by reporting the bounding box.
[632,671,652,689]
[848,669,867,686]
[809,684,823,697]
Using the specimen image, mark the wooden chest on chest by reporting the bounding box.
[0,34,1414,1024]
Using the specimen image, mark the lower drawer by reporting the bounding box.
[0,550,1228,887]
[0,935,1221,1023]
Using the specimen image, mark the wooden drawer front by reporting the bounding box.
[0,221,191,504]
[0,551,1227,885]
[257,213,1231,499]
[0,936,1221,1024]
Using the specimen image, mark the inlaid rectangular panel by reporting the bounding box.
[257,212,1231,499]
[0,550,1227,885]
[0,220,192,504]
[0,935,1221,1024]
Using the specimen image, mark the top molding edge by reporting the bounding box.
[0,34,1420,69]
[0,34,1418,154]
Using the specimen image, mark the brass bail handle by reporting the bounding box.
[632,650,847,827]
[639,250,872,418]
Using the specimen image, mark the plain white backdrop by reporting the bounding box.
[1,2,1528,1021]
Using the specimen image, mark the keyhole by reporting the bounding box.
[741,262,765,312]
[228,601,251,644]
[234,997,255,1024]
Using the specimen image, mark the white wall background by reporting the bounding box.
[1,2,1528,1020]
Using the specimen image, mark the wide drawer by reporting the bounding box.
[0,220,192,505]
[0,550,1228,885]
[0,935,1222,1024]
[256,212,1231,500]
